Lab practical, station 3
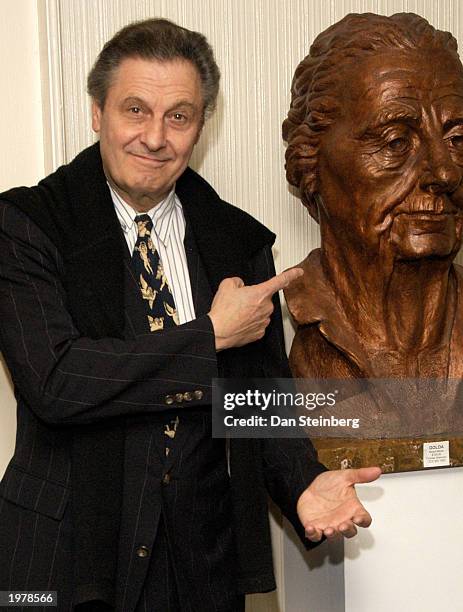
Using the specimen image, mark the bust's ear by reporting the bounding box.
[302,191,321,223]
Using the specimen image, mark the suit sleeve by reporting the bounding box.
[0,203,218,426]
[247,244,328,545]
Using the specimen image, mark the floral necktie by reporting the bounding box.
[132,214,179,331]
[132,213,180,454]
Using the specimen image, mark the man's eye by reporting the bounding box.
[386,137,410,153]
[171,112,187,123]
[129,106,142,114]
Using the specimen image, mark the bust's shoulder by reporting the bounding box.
[284,249,323,324]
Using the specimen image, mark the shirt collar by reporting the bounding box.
[108,182,177,246]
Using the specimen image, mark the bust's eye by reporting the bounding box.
[450,134,463,150]
[387,137,410,153]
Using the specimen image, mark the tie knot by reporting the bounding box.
[134,214,153,237]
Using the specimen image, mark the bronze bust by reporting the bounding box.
[283,13,463,384]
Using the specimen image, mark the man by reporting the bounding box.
[0,18,379,611]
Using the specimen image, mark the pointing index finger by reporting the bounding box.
[259,268,304,297]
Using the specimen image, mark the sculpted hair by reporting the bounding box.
[87,18,220,118]
[282,12,459,219]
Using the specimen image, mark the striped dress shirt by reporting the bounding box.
[109,183,196,325]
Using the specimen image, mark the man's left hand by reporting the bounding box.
[297,467,382,541]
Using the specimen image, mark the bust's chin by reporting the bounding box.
[389,212,462,260]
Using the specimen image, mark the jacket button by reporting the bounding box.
[175,393,184,403]
[194,390,203,400]
[183,391,193,401]
[136,546,150,558]
[162,472,171,485]
[165,395,174,405]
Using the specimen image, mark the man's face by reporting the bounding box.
[317,49,463,260]
[92,57,204,210]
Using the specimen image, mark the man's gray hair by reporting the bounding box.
[87,18,220,119]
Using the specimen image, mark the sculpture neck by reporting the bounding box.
[320,240,455,353]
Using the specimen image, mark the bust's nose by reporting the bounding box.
[419,142,462,195]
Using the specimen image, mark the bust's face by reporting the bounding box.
[316,48,463,260]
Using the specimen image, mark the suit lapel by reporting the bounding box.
[61,143,126,338]
[183,218,213,316]
[176,168,276,295]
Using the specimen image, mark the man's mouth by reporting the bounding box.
[130,152,172,164]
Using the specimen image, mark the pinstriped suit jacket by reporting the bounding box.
[0,155,326,611]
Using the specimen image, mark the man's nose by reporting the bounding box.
[419,142,462,195]
[140,117,167,151]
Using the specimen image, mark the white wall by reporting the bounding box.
[345,468,463,612]
[0,1,45,478]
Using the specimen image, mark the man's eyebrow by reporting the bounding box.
[121,96,146,106]
[120,96,199,112]
[166,100,201,114]
[165,100,200,113]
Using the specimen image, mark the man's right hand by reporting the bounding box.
[208,268,303,351]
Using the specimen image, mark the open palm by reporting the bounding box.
[297,467,382,541]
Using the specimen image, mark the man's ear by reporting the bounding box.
[194,115,205,144]
[91,99,102,133]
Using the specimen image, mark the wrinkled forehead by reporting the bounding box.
[338,49,463,126]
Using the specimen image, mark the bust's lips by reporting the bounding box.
[398,211,453,218]
[394,195,458,216]
[393,211,457,236]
